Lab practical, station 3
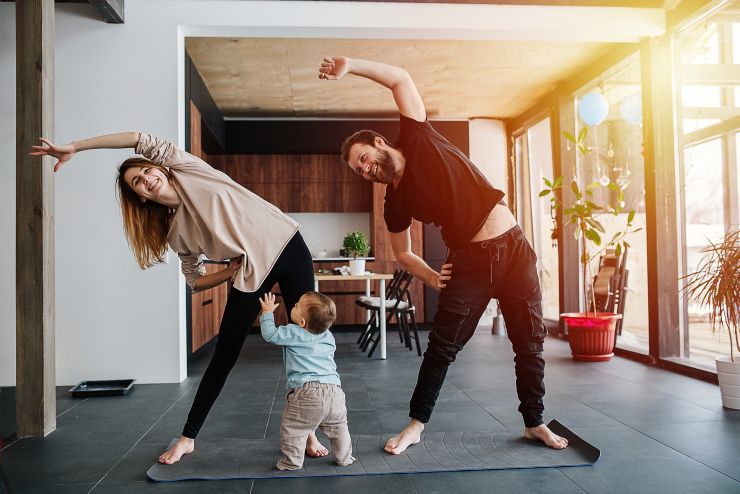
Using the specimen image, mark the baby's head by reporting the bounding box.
[291,291,336,335]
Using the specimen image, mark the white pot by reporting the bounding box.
[349,259,366,276]
[716,356,740,410]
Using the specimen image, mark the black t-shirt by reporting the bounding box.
[384,115,505,248]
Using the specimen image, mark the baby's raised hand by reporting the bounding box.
[259,292,279,313]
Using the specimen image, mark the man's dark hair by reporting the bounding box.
[340,129,391,165]
[303,291,337,334]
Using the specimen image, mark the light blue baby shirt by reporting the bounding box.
[259,313,341,390]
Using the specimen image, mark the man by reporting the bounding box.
[318,56,568,454]
[319,57,568,454]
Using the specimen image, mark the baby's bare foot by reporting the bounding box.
[306,431,329,457]
[384,419,423,455]
[158,436,194,464]
[524,424,569,449]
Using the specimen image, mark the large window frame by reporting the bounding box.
[672,7,740,369]
[506,0,736,383]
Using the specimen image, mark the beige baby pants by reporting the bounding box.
[276,381,355,470]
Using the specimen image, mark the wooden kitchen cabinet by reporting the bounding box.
[191,262,229,352]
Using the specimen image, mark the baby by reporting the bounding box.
[259,291,355,471]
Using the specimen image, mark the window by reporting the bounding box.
[573,54,649,354]
[527,119,560,321]
[513,117,560,321]
[675,3,740,368]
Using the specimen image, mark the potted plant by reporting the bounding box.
[681,229,740,409]
[343,231,370,276]
[540,127,640,361]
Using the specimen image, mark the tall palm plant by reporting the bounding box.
[681,229,740,362]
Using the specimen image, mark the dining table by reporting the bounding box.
[314,273,395,359]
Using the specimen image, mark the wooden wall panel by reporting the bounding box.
[208,154,371,213]
[191,263,228,352]
[190,101,203,157]
[299,155,357,183]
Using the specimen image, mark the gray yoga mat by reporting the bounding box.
[147,420,599,481]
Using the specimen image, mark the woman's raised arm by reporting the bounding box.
[30,132,140,172]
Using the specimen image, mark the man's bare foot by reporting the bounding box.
[384,419,424,455]
[158,436,194,464]
[306,431,329,458]
[524,424,569,449]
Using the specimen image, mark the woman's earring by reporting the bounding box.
[140,198,146,203]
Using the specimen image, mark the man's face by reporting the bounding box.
[347,141,395,185]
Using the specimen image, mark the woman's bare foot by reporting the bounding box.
[524,424,569,449]
[158,436,195,464]
[306,431,329,457]
[384,419,424,455]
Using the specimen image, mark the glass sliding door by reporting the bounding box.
[675,2,740,368]
[573,53,649,354]
[682,139,726,367]
[527,118,560,321]
[513,117,560,321]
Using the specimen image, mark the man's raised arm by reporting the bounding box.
[318,56,426,122]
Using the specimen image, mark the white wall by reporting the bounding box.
[0,1,665,386]
[469,119,508,196]
[2,2,187,386]
[0,5,16,387]
[288,213,371,258]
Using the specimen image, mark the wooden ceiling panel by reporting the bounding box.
[186,37,615,119]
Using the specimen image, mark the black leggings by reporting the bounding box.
[182,232,314,439]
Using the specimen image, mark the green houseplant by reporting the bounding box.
[681,229,740,409]
[343,231,370,275]
[540,127,641,361]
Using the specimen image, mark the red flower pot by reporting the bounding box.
[561,312,622,362]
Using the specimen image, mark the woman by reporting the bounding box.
[31,132,329,464]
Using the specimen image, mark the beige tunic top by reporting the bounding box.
[135,133,299,293]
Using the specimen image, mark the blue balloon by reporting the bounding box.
[578,92,609,126]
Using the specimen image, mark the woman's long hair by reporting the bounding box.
[116,158,175,269]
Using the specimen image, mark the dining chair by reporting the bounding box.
[356,270,421,357]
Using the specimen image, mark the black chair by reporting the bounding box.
[356,271,421,357]
[356,269,404,346]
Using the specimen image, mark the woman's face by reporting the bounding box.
[123,165,173,203]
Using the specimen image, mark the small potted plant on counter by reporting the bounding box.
[681,229,740,409]
[540,127,640,361]
[343,231,370,276]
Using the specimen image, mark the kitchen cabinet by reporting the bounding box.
[191,262,229,352]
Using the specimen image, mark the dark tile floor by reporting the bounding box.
[2,327,739,493]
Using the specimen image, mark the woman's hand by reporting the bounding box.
[29,138,76,172]
[435,263,453,290]
[259,292,280,313]
[227,255,242,284]
[318,56,350,81]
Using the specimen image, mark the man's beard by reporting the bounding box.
[371,148,395,184]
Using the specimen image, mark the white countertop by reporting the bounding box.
[312,257,375,262]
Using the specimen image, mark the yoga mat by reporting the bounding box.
[147,420,599,481]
